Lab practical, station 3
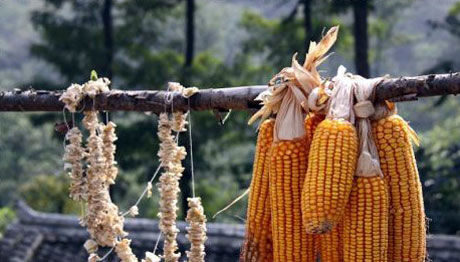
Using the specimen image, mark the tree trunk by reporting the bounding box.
[182,0,196,218]
[102,0,113,79]
[352,0,370,78]
[101,0,113,124]
[303,0,312,50]
[185,0,195,67]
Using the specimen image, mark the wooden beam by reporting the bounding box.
[0,72,458,113]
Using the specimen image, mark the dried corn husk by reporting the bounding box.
[248,26,339,141]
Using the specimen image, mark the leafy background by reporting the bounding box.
[0,0,459,236]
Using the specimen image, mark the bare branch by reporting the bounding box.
[0,72,459,113]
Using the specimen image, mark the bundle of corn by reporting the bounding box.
[319,222,343,262]
[372,104,426,262]
[342,68,389,262]
[240,118,274,262]
[243,26,339,262]
[301,66,359,235]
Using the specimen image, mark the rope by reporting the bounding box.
[188,99,196,198]
[212,188,250,219]
[62,107,70,150]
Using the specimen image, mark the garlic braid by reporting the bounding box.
[186,197,207,262]
[64,127,87,201]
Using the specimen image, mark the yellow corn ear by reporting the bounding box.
[270,137,317,262]
[305,113,326,143]
[241,119,274,262]
[319,222,343,262]
[343,176,389,262]
[301,119,359,234]
[372,115,426,261]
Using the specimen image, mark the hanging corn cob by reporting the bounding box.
[240,118,274,262]
[269,134,317,261]
[301,66,359,234]
[372,107,426,262]
[319,222,342,262]
[245,26,338,262]
[304,112,325,142]
[340,70,389,262]
[343,176,389,261]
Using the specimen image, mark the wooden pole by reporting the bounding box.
[0,72,459,113]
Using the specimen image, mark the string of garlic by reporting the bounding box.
[101,121,118,185]
[142,252,161,262]
[82,110,126,247]
[61,77,138,262]
[186,197,207,262]
[115,238,138,262]
[63,127,87,201]
[157,112,184,262]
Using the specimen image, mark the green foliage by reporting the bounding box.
[416,113,460,234]
[0,114,61,206]
[19,174,80,214]
[0,207,15,238]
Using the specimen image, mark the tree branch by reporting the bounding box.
[0,72,459,113]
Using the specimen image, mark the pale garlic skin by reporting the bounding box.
[64,127,87,202]
[157,112,187,262]
[186,197,207,262]
[115,238,138,262]
[61,78,139,261]
[82,111,126,247]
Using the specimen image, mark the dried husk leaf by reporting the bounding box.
[351,72,386,178]
[249,26,339,141]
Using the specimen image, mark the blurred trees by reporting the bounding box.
[415,1,460,234]
[26,0,265,221]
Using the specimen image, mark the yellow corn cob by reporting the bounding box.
[241,119,274,262]
[301,119,359,234]
[319,221,342,262]
[343,176,389,262]
[270,135,317,262]
[305,113,326,143]
[372,115,426,262]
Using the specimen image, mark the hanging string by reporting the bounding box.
[98,246,115,261]
[212,188,250,219]
[62,107,70,150]
[188,99,196,198]
[120,86,181,214]
[153,232,162,255]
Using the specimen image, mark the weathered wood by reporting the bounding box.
[0,72,459,112]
